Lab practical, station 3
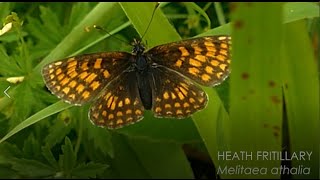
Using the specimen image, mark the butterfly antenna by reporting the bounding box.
[140,2,160,41]
[93,25,130,45]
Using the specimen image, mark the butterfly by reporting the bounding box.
[42,35,231,129]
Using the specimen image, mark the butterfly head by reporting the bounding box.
[132,38,145,55]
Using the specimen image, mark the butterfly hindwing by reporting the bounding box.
[89,71,145,129]
[150,66,208,118]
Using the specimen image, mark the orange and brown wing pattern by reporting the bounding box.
[42,52,132,105]
[147,36,231,87]
[151,66,208,118]
[89,71,145,129]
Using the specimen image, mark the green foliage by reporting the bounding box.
[229,3,284,178]
[228,2,319,179]
[282,20,319,179]
[0,136,107,178]
[0,2,318,179]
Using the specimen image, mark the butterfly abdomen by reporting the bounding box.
[135,55,153,110]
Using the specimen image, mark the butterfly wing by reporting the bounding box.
[147,36,231,87]
[150,66,207,118]
[89,70,145,129]
[42,52,132,105]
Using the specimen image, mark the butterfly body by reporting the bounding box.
[42,36,231,129]
[127,39,154,110]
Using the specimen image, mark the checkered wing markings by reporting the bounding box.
[151,66,208,118]
[42,52,132,105]
[89,71,145,129]
[147,36,232,87]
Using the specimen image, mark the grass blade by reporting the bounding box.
[228,2,284,178]
[0,101,72,144]
[282,20,319,179]
[33,2,120,74]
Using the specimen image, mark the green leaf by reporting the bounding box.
[59,137,76,177]
[0,142,23,162]
[38,6,64,42]
[0,112,10,138]
[0,30,28,43]
[108,133,150,178]
[198,23,231,36]
[26,16,58,57]
[109,133,194,178]
[70,21,131,57]
[10,158,55,178]
[84,114,114,158]
[128,137,194,179]
[0,101,72,144]
[192,87,230,174]
[283,2,320,23]
[41,145,59,169]
[282,20,319,179]
[44,110,73,148]
[0,2,12,20]
[66,2,94,33]
[0,165,18,178]
[120,2,181,47]
[228,2,284,178]
[184,2,211,29]
[214,2,226,25]
[7,82,48,130]
[10,83,34,126]
[116,112,202,143]
[201,2,319,39]
[33,2,121,74]
[22,133,42,160]
[0,45,23,76]
[26,5,65,47]
[72,162,108,178]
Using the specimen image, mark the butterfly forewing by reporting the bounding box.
[89,71,145,129]
[151,66,208,118]
[147,36,231,87]
[42,52,132,105]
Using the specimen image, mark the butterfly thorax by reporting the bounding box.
[131,39,149,71]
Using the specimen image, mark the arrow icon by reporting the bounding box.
[4,86,11,98]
